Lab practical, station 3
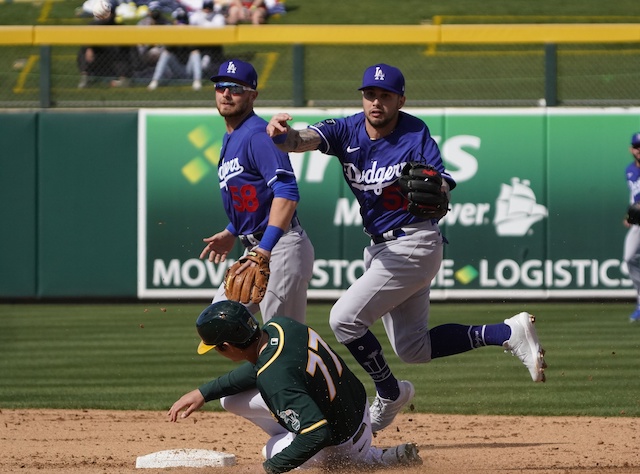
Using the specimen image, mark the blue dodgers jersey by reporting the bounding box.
[309,111,456,235]
[627,161,640,204]
[218,112,297,235]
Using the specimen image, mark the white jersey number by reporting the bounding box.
[306,329,343,401]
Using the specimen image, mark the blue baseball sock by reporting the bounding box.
[430,323,511,359]
[345,330,399,400]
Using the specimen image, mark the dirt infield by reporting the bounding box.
[1,409,638,474]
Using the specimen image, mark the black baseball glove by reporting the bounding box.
[398,162,449,219]
[626,202,640,225]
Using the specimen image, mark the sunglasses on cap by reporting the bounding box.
[214,82,255,95]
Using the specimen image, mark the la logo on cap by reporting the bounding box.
[374,66,385,81]
[226,62,238,74]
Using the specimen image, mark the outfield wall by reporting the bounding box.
[1,108,639,300]
[0,111,138,299]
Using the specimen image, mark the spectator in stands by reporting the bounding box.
[226,0,285,24]
[135,1,172,79]
[189,0,226,26]
[226,0,267,25]
[137,0,172,25]
[147,7,203,91]
[76,0,135,88]
[188,0,226,76]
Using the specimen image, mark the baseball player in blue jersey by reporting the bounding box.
[200,59,314,323]
[168,300,423,473]
[267,63,547,432]
[623,132,640,322]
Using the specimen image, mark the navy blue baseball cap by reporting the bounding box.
[358,63,405,96]
[210,59,258,89]
[631,133,640,146]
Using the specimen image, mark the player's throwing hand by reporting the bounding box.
[266,113,293,138]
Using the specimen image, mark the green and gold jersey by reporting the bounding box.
[197,317,367,474]
[258,317,366,473]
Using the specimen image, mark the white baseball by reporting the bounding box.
[93,0,112,19]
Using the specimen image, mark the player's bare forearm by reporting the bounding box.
[268,197,297,230]
[267,114,321,153]
[282,129,322,153]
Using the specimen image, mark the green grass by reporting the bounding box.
[2,302,639,417]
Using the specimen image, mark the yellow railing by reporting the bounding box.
[2,23,640,46]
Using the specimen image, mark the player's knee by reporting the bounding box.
[328,309,342,334]
[219,394,247,416]
[219,395,235,414]
[328,307,357,343]
[329,299,375,344]
[329,311,354,344]
[329,303,352,332]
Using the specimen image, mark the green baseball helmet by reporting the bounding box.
[196,301,260,354]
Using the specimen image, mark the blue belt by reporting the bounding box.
[239,216,301,248]
[371,228,406,244]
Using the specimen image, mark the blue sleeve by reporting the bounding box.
[271,174,300,201]
[249,131,296,182]
[225,222,237,236]
[309,117,348,157]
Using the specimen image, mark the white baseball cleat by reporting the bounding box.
[148,80,158,91]
[380,442,423,466]
[369,380,415,432]
[503,312,547,382]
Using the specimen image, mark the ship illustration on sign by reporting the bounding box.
[493,177,548,236]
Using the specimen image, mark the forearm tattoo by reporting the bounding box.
[284,128,322,153]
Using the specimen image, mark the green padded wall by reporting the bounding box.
[37,111,138,298]
[0,113,37,298]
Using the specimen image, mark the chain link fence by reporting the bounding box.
[3,26,640,108]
